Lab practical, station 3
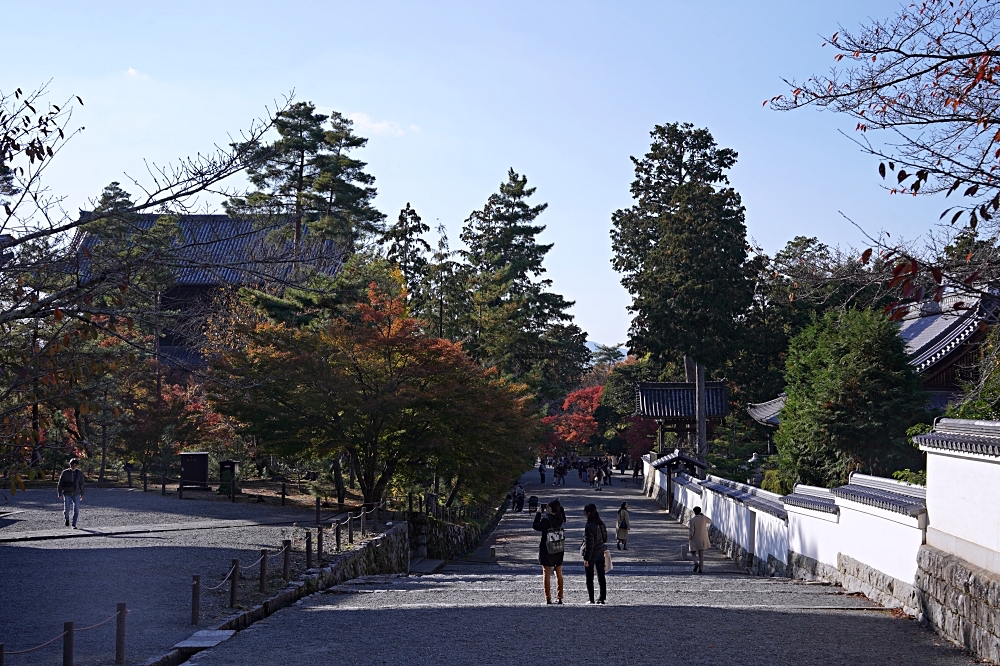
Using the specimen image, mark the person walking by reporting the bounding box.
[689,506,712,573]
[539,461,547,485]
[616,502,631,550]
[533,499,566,604]
[57,458,85,528]
[582,503,608,604]
[595,466,603,491]
[514,484,525,512]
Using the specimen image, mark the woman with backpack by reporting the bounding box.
[616,501,630,550]
[582,503,608,604]
[533,499,565,604]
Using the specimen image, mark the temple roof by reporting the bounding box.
[913,417,1000,458]
[700,475,787,520]
[71,214,341,287]
[650,449,708,470]
[830,473,926,516]
[782,484,839,514]
[746,393,785,428]
[635,382,729,421]
[898,294,994,374]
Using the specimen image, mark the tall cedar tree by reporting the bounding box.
[381,203,431,296]
[775,309,926,488]
[611,123,752,374]
[460,169,590,397]
[236,102,384,248]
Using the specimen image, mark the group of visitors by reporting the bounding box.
[531,500,632,604]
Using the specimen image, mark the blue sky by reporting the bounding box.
[4,0,943,346]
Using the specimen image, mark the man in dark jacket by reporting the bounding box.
[57,458,85,528]
[533,499,565,604]
[583,503,608,604]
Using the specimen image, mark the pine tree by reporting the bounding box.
[460,169,589,396]
[235,103,384,248]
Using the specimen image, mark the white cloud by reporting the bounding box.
[348,112,405,137]
[125,67,149,80]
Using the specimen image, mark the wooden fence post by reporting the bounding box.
[229,559,240,608]
[63,621,73,666]
[306,531,313,569]
[348,514,354,544]
[161,475,166,496]
[191,575,200,625]
[259,549,268,594]
[336,522,342,552]
[317,526,323,563]
[360,510,366,537]
[115,602,126,664]
[283,540,291,581]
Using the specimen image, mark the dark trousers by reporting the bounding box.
[585,557,606,602]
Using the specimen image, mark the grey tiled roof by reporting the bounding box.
[747,394,785,427]
[701,475,787,520]
[831,473,926,516]
[635,382,729,420]
[651,449,708,470]
[782,484,839,515]
[913,418,1000,457]
[673,473,703,495]
[898,294,996,374]
[71,214,342,287]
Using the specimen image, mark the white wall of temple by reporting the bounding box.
[753,509,789,566]
[787,505,841,569]
[833,499,925,583]
[923,448,1000,575]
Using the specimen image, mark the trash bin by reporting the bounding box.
[219,460,240,496]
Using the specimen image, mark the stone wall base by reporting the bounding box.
[917,544,1000,664]
[785,551,920,616]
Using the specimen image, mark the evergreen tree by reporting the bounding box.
[611,123,752,459]
[418,224,469,340]
[381,203,431,291]
[459,169,590,396]
[611,123,751,373]
[235,102,384,248]
[775,309,926,488]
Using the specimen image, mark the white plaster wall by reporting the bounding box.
[753,510,789,565]
[672,480,702,515]
[925,451,1000,555]
[704,489,754,554]
[787,508,842,569]
[836,500,924,583]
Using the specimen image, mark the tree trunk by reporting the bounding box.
[99,418,107,483]
[696,362,708,465]
[444,477,461,508]
[331,455,346,509]
[349,459,355,489]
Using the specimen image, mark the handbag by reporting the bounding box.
[545,527,565,555]
[579,539,587,558]
[604,550,613,572]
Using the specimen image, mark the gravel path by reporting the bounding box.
[0,487,339,665]
[186,470,976,666]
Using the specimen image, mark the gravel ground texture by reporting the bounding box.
[0,487,372,665]
[186,470,978,666]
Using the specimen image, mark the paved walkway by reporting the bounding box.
[186,470,975,666]
[0,488,331,665]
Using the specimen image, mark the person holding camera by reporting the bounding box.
[533,499,566,605]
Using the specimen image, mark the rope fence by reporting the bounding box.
[0,603,128,666]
